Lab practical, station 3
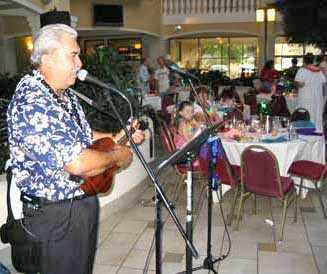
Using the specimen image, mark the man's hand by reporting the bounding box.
[112,144,133,168]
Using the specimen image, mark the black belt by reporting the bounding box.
[20,192,88,208]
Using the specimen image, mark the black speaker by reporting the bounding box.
[40,10,71,27]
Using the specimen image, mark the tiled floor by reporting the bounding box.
[1,166,327,274]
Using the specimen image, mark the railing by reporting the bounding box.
[162,0,261,24]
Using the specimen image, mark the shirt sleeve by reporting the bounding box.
[295,68,305,82]
[13,96,88,174]
[154,69,159,80]
[319,71,326,83]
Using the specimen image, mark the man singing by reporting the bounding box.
[6,24,144,273]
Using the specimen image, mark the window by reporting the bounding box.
[274,37,321,70]
[169,37,258,78]
[81,38,142,61]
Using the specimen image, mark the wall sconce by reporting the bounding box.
[267,8,276,22]
[25,36,33,51]
[256,9,265,22]
[175,25,182,31]
[134,42,142,49]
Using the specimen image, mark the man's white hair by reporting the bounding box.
[31,24,78,66]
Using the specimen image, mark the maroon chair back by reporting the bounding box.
[241,145,284,199]
[159,119,176,153]
[244,92,257,115]
[199,141,239,187]
[290,108,310,122]
[270,95,290,117]
[223,108,243,121]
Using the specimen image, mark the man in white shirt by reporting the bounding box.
[137,57,151,94]
[154,56,170,93]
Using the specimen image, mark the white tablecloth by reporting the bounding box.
[142,94,162,111]
[256,93,298,114]
[220,134,325,198]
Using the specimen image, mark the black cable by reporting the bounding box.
[213,188,232,263]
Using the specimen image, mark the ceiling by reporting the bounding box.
[0,0,43,16]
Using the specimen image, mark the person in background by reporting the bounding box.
[295,53,326,132]
[191,87,221,124]
[154,56,170,93]
[287,58,299,80]
[319,55,327,78]
[137,57,151,95]
[260,60,280,93]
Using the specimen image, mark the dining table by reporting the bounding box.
[217,131,325,199]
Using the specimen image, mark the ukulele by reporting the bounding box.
[80,129,134,195]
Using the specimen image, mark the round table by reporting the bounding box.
[220,134,325,198]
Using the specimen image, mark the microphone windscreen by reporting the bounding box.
[77,69,88,81]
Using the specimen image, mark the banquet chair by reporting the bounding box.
[223,108,243,121]
[158,119,205,201]
[270,95,290,117]
[290,108,310,122]
[243,92,257,115]
[199,141,241,225]
[235,145,297,241]
[288,160,327,218]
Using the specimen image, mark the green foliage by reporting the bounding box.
[0,48,141,173]
[276,0,327,49]
[74,47,141,133]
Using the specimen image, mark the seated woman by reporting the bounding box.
[220,86,241,105]
[190,87,221,124]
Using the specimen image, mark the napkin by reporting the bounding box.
[261,136,288,143]
[295,128,323,136]
[292,120,315,128]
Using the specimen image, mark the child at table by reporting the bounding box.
[173,101,203,149]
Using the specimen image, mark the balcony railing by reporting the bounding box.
[162,0,261,24]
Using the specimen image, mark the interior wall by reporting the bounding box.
[70,0,161,36]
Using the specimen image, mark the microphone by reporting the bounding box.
[167,63,200,81]
[77,69,109,90]
[76,69,134,121]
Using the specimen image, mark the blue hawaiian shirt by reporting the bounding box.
[7,70,93,201]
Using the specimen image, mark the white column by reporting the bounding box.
[180,0,185,14]
[2,38,17,75]
[0,17,5,74]
[26,14,40,36]
[70,15,78,28]
[160,38,169,57]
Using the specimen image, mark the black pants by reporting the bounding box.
[23,195,99,274]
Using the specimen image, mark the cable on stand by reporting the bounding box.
[172,73,231,274]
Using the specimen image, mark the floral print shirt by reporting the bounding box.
[7,70,92,201]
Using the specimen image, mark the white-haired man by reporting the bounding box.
[6,24,143,274]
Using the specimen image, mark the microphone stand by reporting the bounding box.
[175,77,225,274]
[72,85,199,274]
